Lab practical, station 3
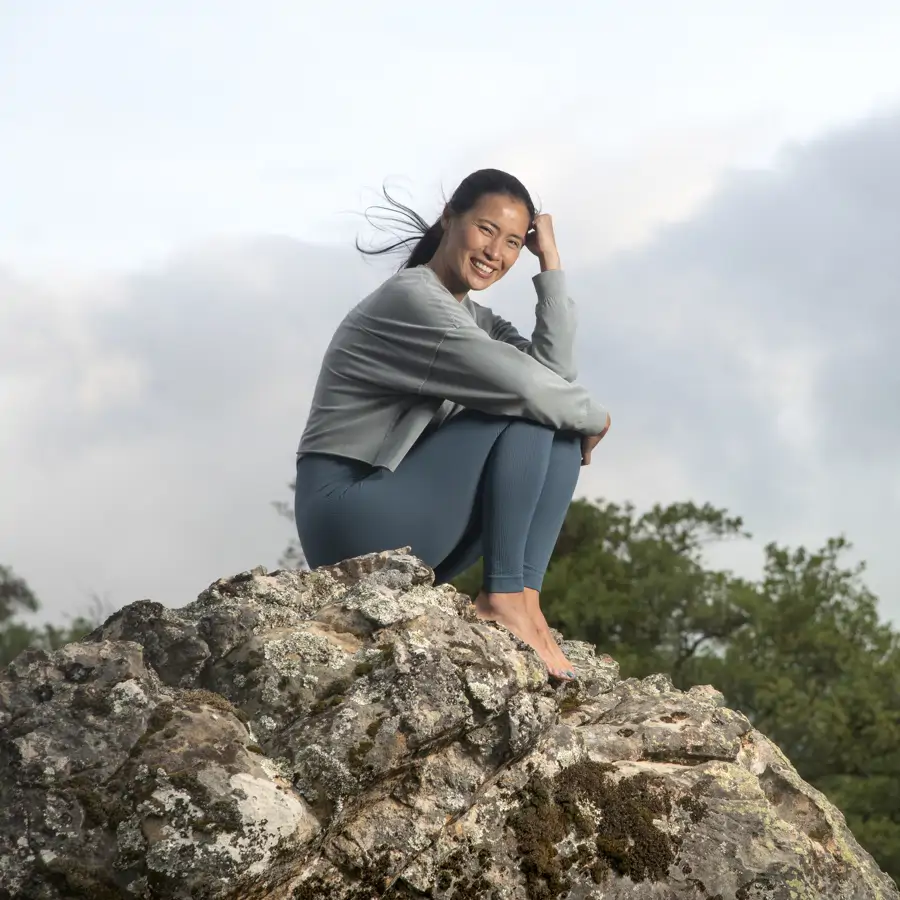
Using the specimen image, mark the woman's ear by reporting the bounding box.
[440,204,452,231]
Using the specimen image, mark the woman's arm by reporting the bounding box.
[486,268,577,381]
[348,272,607,436]
[486,215,577,380]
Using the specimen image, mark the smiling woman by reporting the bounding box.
[294,169,611,681]
[358,169,540,287]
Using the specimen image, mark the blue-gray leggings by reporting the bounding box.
[294,411,582,592]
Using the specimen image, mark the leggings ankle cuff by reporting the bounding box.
[483,573,525,593]
[523,567,545,592]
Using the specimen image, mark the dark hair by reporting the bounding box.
[356,168,536,270]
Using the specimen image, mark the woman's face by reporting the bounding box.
[440,193,531,293]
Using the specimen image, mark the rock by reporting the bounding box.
[0,549,896,900]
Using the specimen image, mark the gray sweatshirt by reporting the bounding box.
[297,265,608,471]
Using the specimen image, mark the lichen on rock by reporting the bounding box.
[0,548,896,899]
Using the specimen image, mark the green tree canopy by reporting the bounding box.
[0,566,97,668]
[0,564,39,620]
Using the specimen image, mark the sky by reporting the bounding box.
[2,1,900,626]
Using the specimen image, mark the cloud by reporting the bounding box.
[567,110,900,616]
[467,114,786,265]
[2,110,899,626]
[1,238,379,620]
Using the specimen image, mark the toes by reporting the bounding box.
[548,667,577,682]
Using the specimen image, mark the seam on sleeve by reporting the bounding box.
[417,324,457,394]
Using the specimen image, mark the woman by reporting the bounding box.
[295,169,610,680]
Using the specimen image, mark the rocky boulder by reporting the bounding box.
[0,550,896,900]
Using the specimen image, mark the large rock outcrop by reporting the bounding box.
[0,550,896,900]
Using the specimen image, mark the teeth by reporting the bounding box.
[473,260,493,275]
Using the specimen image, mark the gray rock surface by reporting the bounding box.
[1,549,896,899]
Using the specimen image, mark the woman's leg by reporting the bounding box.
[432,428,582,590]
[436,428,582,678]
[523,433,583,676]
[523,432,582,589]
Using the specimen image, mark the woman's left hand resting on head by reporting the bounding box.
[525,213,561,272]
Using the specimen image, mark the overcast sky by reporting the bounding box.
[3,1,900,626]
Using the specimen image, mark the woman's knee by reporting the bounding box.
[501,417,556,444]
[551,431,583,467]
[502,420,583,466]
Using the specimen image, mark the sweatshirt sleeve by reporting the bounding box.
[350,271,608,435]
[485,269,578,382]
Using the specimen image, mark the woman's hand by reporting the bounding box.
[525,213,561,271]
[581,413,611,466]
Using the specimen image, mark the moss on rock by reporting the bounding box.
[507,758,694,899]
[179,687,248,723]
[434,842,502,900]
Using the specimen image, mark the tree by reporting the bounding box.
[0,566,99,668]
[273,480,308,571]
[0,564,39,620]
[691,537,900,879]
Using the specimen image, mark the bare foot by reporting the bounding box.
[475,590,573,680]
[524,588,576,680]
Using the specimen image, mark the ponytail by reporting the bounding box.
[404,220,443,268]
[355,185,442,271]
